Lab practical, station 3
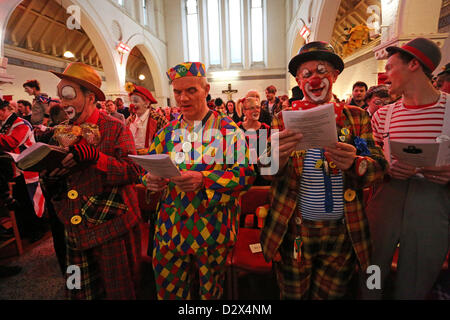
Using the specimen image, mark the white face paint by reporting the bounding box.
[304,78,330,103]
[61,86,77,100]
[64,106,76,120]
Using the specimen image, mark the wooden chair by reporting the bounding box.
[0,182,23,255]
[226,186,273,299]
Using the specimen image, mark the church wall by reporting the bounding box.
[333,54,379,102]
[164,0,287,104]
[0,0,170,102]
[2,64,59,102]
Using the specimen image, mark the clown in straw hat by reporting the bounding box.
[45,62,142,299]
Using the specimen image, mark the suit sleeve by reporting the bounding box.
[345,108,389,188]
[96,124,144,185]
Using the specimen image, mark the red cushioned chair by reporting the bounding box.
[226,186,273,299]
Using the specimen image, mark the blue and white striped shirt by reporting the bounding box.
[298,148,344,221]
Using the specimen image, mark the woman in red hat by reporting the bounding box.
[126,82,168,155]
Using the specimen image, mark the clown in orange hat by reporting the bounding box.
[44,62,142,299]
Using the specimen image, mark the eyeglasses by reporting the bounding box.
[299,63,329,79]
[244,106,260,111]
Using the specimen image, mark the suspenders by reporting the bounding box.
[382,93,450,165]
[382,103,396,165]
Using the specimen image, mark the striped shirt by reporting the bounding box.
[298,148,344,221]
[371,92,448,146]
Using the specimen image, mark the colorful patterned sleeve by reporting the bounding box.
[345,107,388,188]
[201,123,256,205]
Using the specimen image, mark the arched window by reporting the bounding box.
[183,0,266,69]
[186,0,201,62]
[250,0,263,63]
[228,0,242,64]
[142,0,148,25]
[207,0,222,65]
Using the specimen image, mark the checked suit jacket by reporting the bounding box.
[260,103,388,271]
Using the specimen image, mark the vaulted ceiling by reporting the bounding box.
[5,0,103,69]
[330,0,381,58]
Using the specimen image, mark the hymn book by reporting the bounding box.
[128,154,181,178]
[7,142,68,172]
[282,103,338,150]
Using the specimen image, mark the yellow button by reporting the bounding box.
[70,215,82,225]
[68,190,78,200]
[344,189,356,202]
[329,162,337,169]
[341,128,350,136]
[315,159,323,169]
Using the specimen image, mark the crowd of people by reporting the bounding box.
[0,36,449,300]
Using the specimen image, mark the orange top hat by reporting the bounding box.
[50,62,105,101]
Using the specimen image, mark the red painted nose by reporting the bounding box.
[309,77,322,88]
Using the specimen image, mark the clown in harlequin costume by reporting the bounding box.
[43,62,143,299]
[125,83,168,155]
[259,42,388,299]
[143,62,256,300]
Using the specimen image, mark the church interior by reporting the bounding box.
[0,0,449,302]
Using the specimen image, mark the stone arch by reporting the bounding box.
[0,0,120,97]
[122,34,166,104]
[67,0,120,95]
[0,0,22,58]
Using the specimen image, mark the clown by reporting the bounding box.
[143,61,255,300]
[260,41,388,299]
[42,62,143,299]
[126,83,168,155]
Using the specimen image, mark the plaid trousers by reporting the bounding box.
[275,219,356,300]
[65,225,141,300]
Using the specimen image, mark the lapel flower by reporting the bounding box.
[125,82,136,93]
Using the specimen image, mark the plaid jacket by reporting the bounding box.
[52,110,143,250]
[148,111,256,254]
[260,104,388,270]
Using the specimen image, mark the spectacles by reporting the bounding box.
[299,63,329,79]
[244,106,260,111]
